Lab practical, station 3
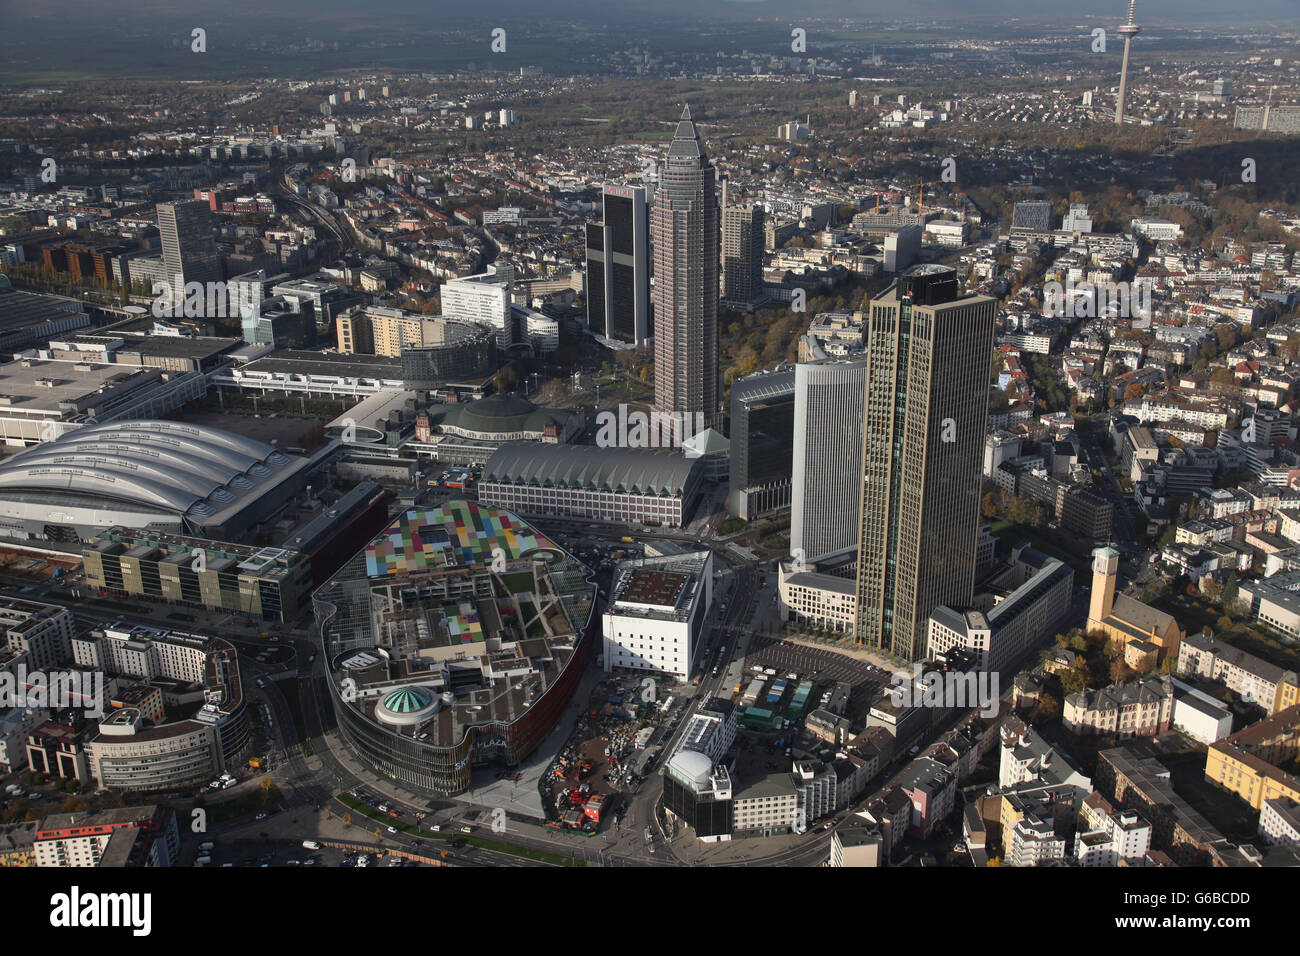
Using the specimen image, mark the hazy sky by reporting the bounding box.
[6,0,1299,27]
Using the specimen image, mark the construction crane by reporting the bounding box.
[914,180,947,217]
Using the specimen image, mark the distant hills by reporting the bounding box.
[6,0,1299,33]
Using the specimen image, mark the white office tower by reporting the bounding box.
[1062,204,1093,233]
[441,264,514,348]
[790,357,868,563]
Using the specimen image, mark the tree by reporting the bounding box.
[1222,572,1239,611]
[1060,659,1092,695]
[1037,694,1061,721]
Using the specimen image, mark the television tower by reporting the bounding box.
[1115,0,1141,126]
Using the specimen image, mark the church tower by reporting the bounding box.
[1088,546,1120,630]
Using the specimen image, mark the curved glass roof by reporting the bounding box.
[0,420,294,518]
[382,687,434,713]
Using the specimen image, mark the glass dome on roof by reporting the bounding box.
[382,686,434,714]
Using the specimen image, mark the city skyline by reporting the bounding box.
[0,0,1295,897]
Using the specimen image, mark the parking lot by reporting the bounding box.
[743,635,893,722]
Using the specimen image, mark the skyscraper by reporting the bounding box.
[728,367,796,520]
[441,264,513,349]
[721,181,766,310]
[790,357,868,563]
[853,265,996,661]
[1115,0,1141,126]
[157,199,221,291]
[586,184,651,348]
[653,105,721,437]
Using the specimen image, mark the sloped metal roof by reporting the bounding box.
[0,419,294,519]
[483,442,701,497]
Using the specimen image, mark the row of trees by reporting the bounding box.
[980,488,1051,528]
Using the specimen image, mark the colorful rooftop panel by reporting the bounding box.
[365,499,555,577]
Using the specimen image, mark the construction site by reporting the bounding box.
[542,675,680,833]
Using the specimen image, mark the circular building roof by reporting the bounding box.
[374,685,439,728]
[667,749,713,788]
[384,687,434,713]
[465,394,538,419]
[432,394,574,439]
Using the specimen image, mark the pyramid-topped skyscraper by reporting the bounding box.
[652,104,722,439]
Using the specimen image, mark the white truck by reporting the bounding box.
[302,840,320,850]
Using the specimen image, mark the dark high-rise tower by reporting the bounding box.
[652,105,721,437]
[853,265,996,662]
[157,199,221,290]
[586,184,651,347]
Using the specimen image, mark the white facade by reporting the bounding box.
[603,612,692,680]
[1258,798,1300,847]
[1075,806,1152,866]
[441,265,513,348]
[1007,814,1066,866]
[1,599,75,671]
[777,565,857,633]
[1131,217,1184,241]
[794,761,838,822]
[1170,678,1234,745]
[672,709,736,767]
[601,551,712,681]
[790,357,868,561]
